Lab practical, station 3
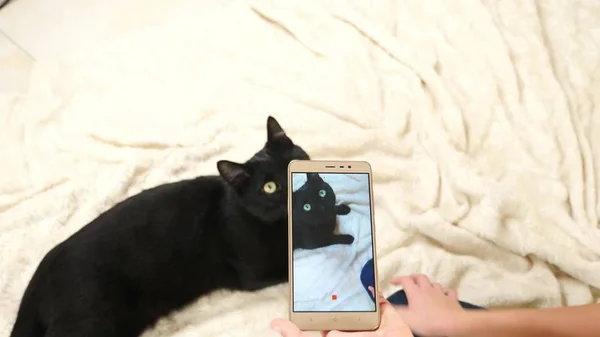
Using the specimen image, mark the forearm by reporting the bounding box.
[450,304,600,337]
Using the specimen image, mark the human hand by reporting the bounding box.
[270,287,414,337]
[391,274,465,337]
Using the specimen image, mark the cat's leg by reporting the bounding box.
[330,233,354,245]
[301,234,355,249]
[335,204,351,215]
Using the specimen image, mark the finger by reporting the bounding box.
[368,285,389,306]
[375,291,400,318]
[381,301,411,330]
[326,330,370,337]
[389,275,413,286]
[432,283,444,292]
[445,289,458,300]
[368,286,375,298]
[389,276,420,304]
[380,298,398,316]
[377,289,388,305]
[270,318,303,337]
[412,274,432,288]
[320,331,330,337]
[389,275,418,291]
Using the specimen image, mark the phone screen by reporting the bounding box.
[291,172,376,313]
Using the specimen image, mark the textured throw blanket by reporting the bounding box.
[1,0,599,336]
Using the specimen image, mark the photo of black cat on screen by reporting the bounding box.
[292,173,354,250]
[10,116,309,337]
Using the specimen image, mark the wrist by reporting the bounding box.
[445,310,482,337]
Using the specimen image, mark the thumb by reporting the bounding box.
[388,304,412,326]
[270,318,304,337]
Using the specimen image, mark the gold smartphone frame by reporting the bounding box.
[287,160,380,331]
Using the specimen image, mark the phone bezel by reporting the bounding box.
[287,160,380,331]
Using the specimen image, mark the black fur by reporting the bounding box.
[0,0,11,10]
[10,116,309,337]
[292,173,354,250]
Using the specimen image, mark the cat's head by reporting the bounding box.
[217,116,309,222]
[292,173,337,225]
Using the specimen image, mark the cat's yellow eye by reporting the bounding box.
[318,189,326,197]
[263,181,278,194]
[303,204,311,211]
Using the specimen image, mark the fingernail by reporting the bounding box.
[271,326,282,333]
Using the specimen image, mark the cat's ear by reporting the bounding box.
[266,116,293,149]
[217,160,250,187]
[306,173,322,182]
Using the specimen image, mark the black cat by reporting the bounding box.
[292,173,354,250]
[10,116,309,337]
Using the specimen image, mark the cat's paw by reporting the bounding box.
[338,234,355,245]
[336,204,351,215]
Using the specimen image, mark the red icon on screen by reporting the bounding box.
[332,294,338,301]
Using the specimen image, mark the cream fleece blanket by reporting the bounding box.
[1,0,600,336]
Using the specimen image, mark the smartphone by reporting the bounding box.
[287,160,380,331]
